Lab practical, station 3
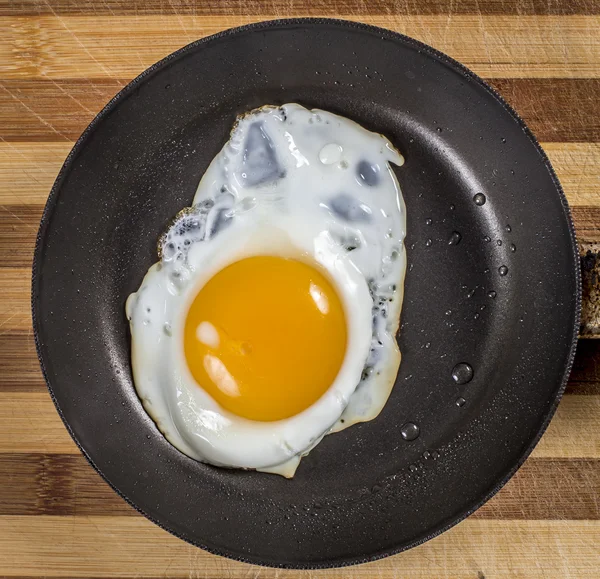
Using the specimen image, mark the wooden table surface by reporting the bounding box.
[1,1,600,577]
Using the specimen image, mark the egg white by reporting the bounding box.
[126,104,407,476]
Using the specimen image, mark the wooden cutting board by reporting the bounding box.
[1,1,599,577]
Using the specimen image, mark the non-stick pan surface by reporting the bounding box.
[32,19,580,568]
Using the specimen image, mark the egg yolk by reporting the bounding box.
[183,256,347,422]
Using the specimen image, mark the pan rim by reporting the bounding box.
[31,17,582,569]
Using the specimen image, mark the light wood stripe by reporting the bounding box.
[1,141,599,208]
[0,392,596,457]
[0,453,597,520]
[0,393,77,454]
[531,396,600,459]
[4,0,600,17]
[543,144,600,207]
[0,516,597,577]
[0,269,31,332]
[2,142,598,207]
[2,16,600,80]
[471,62,600,78]
[0,143,71,205]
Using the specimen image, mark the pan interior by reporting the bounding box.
[32,19,579,568]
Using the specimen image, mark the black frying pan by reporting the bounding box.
[32,19,580,568]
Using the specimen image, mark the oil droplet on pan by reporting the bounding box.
[401,422,420,441]
[473,193,486,206]
[452,363,474,385]
[448,231,462,245]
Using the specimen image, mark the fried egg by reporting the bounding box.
[126,104,406,477]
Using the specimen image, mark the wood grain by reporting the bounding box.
[573,206,600,240]
[542,144,600,206]
[0,143,72,204]
[566,339,600,395]
[1,453,598,520]
[0,80,122,142]
[531,396,600,458]
[0,392,597,457]
[0,393,77,454]
[2,142,599,209]
[0,334,45,392]
[0,269,32,332]
[0,206,43,267]
[2,329,598,395]
[0,454,135,516]
[0,516,598,578]
[489,79,600,142]
[3,79,600,143]
[2,15,600,79]
[5,0,600,17]
[1,0,599,575]
[0,204,596,300]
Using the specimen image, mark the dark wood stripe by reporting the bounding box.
[1,79,599,143]
[0,334,45,392]
[3,205,592,271]
[0,205,596,273]
[0,454,135,516]
[1,206,598,272]
[3,0,598,16]
[0,453,597,519]
[572,206,600,241]
[2,331,598,394]
[488,79,600,143]
[0,80,123,143]
[567,340,600,395]
[0,206,41,268]
[474,458,600,520]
